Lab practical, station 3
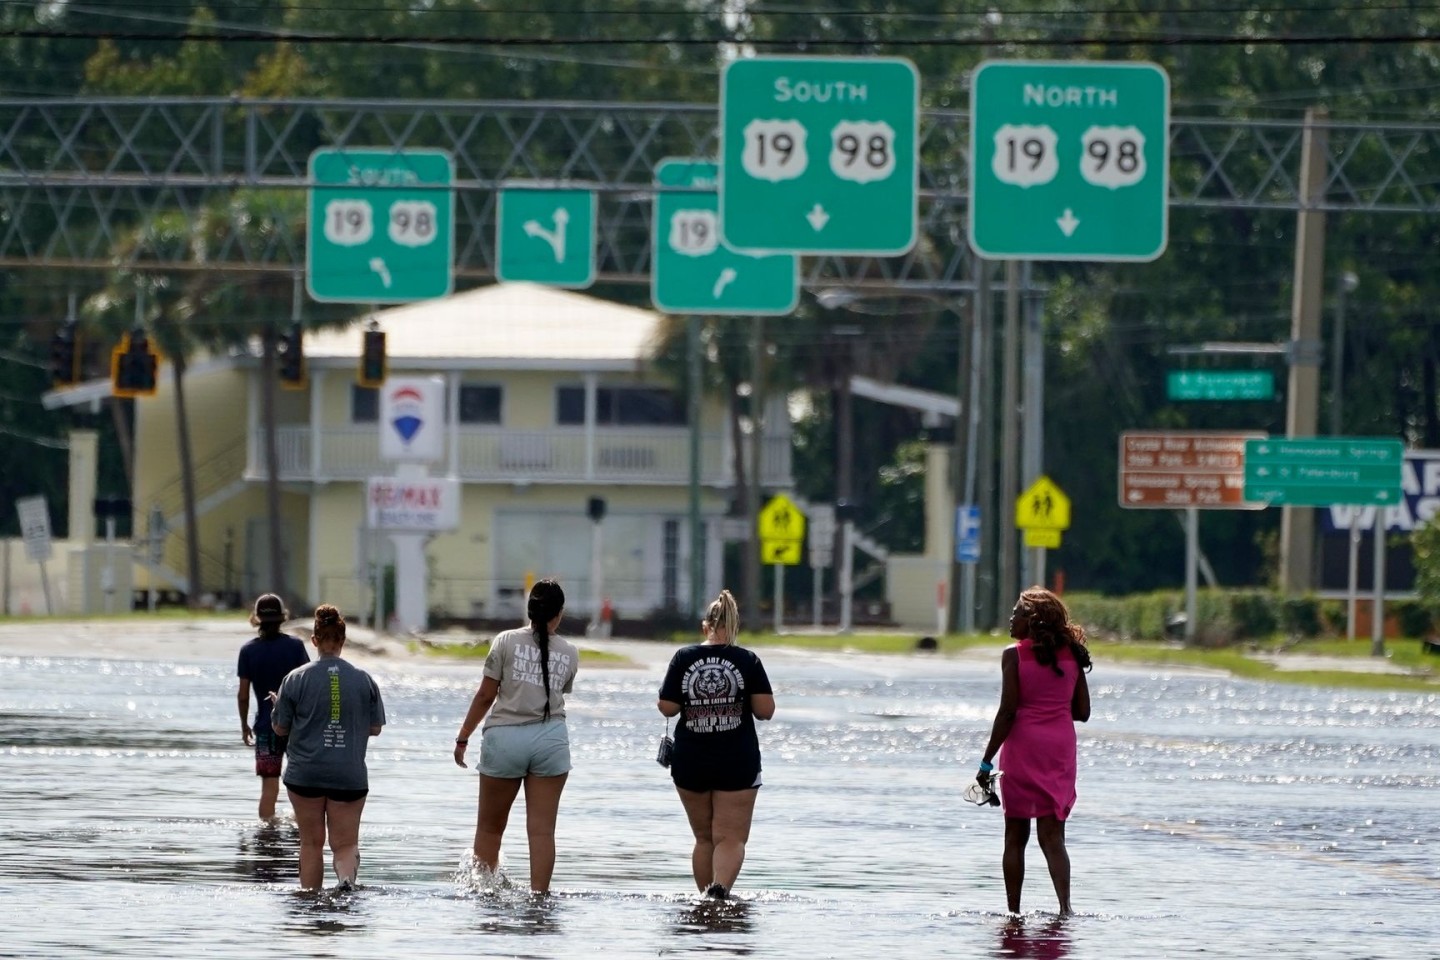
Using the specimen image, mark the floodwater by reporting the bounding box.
[1,637,1437,959]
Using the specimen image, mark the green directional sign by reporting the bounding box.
[721,56,919,255]
[969,60,1169,262]
[496,187,596,288]
[307,148,455,303]
[652,159,798,316]
[1244,437,1404,506]
[1167,370,1275,401]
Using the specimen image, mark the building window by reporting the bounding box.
[556,385,687,426]
[458,385,502,424]
[351,385,378,423]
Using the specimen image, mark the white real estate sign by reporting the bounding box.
[366,477,461,532]
[379,377,446,462]
[15,495,52,562]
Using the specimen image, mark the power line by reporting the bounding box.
[5,27,1439,48]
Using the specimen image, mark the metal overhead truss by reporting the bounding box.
[2,98,1439,292]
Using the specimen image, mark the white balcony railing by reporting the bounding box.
[247,425,794,488]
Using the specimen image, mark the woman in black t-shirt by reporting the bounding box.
[657,589,775,900]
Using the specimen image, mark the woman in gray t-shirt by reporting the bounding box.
[272,604,386,891]
[454,579,579,893]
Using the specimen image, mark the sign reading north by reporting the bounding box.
[379,377,445,462]
[652,158,798,315]
[721,56,919,255]
[496,186,596,288]
[969,60,1169,261]
[307,148,454,303]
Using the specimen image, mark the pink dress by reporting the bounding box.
[998,638,1080,820]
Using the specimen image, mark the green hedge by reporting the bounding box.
[1061,590,1434,645]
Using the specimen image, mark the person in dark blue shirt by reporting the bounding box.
[658,589,775,900]
[236,593,310,819]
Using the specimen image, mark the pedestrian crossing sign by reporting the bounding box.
[1015,476,1071,530]
[758,493,806,542]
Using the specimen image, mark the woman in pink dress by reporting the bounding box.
[977,586,1092,915]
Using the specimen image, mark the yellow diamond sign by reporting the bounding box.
[758,493,806,542]
[1015,476,1071,530]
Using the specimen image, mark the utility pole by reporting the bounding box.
[743,317,765,626]
[1000,260,1021,610]
[1280,107,1329,594]
[976,262,998,629]
[687,315,704,617]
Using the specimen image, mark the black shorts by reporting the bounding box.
[284,781,369,803]
[671,760,763,793]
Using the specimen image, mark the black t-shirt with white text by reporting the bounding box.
[659,643,772,773]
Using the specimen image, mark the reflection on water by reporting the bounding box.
[285,887,368,938]
[994,916,1071,960]
[1,647,1438,959]
[671,897,755,939]
[236,821,297,885]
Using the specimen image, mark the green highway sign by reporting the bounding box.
[721,56,918,255]
[652,158,798,315]
[307,148,454,303]
[1243,437,1404,506]
[1167,370,1275,401]
[969,60,1169,262]
[496,186,596,288]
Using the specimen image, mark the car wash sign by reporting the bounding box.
[1320,449,1440,534]
[366,477,461,531]
[379,376,445,461]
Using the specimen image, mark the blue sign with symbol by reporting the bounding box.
[956,505,981,563]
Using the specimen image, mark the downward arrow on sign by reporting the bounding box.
[806,204,831,231]
[1056,208,1080,237]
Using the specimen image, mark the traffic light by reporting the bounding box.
[358,328,387,387]
[49,323,80,388]
[279,323,306,389]
[110,328,160,398]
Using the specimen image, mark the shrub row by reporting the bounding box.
[1062,590,1433,646]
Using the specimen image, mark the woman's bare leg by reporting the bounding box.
[287,791,328,890]
[1002,816,1031,914]
[1036,815,1071,915]
[675,786,714,891]
[709,788,759,892]
[324,797,367,887]
[521,773,568,893]
[474,775,523,871]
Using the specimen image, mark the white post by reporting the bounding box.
[1346,518,1361,641]
[102,515,117,614]
[936,564,947,636]
[589,518,604,632]
[38,559,53,615]
[839,520,854,634]
[1184,507,1198,643]
[812,565,822,630]
[389,462,430,634]
[1371,512,1386,656]
[773,563,784,634]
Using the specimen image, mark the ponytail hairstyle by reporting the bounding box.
[526,579,565,720]
[703,589,740,645]
[1018,586,1092,676]
[312,604,346,649]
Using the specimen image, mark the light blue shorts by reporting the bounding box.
[478,718,571,779]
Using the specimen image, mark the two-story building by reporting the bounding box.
[131,282,792,623]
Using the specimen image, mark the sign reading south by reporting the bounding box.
[721,56,918,255]
[307,148,454,303]
[969,60,1169,261]
[652,158,797,315]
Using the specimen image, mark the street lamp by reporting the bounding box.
[1331,270,1359,436]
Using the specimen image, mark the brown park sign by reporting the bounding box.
[1119,431,1266,510]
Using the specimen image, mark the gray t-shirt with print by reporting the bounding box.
[482,627,579,729]
[272,656,386,791]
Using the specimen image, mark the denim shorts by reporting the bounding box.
[478,718,571,779]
